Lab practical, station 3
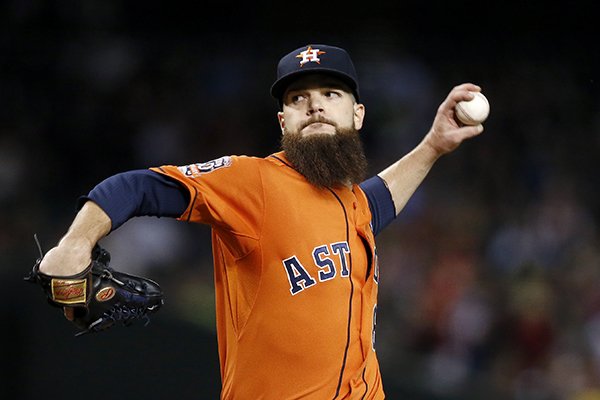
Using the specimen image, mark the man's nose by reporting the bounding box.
[307,95,324,114]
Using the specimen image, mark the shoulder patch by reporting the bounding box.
[178,156,232,177]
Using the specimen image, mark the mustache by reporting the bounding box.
[300,116,338,130]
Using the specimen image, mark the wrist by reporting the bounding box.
[58,234,96,254]
[39,238,93,276]
[418,134,443,163]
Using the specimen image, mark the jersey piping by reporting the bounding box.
[328,187,354,399]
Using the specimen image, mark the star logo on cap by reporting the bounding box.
[296,46,326,67]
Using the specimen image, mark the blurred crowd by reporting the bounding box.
[2,2,599,399]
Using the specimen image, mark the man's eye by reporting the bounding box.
[291,94,305,103]
[326,91,341,98]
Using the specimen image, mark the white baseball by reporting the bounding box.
[455,92,490,125]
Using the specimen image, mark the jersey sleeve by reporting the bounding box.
[150,155,265,243]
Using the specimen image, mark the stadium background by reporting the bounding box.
[1,1,599,399]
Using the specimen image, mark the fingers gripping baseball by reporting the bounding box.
[426,83,485,155]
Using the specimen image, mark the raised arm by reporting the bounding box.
[378,83,485,215]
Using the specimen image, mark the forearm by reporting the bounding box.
[377,139,440,216]
[60,201,112,247]
[39,201,111,276]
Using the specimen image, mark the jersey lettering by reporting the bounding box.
[313,245,336,281]
[282,256,317,295]
[283,241,351,295]
[331,242,350,277]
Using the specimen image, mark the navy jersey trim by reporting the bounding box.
[327,188,354,399]
[360,365,369,399]
[269,154,292,168]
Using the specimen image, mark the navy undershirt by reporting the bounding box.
[359,175,396,236]
[83,170,396,236]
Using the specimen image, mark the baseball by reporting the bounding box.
[455,91,490,125]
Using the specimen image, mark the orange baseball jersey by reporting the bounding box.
[151,152,384,399]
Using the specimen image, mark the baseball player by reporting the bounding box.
[38,44,484,399]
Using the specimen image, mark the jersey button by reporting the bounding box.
[353,202,357,209]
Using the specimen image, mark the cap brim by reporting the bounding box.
[270,68,359,103]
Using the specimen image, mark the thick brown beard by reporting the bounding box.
[281,125,368,188]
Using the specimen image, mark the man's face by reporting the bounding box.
[276,74,368,188]
[277,74,365,136]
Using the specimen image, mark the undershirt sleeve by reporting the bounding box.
[78,169,189,232]
[359,175,396,236]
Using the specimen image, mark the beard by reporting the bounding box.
[281,117,368,189]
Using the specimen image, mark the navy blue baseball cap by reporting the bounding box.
[270,44,360,105]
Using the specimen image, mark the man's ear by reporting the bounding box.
[277,111,285,133]
[353,103,365,130]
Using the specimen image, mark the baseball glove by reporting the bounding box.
[25,238,164,336]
